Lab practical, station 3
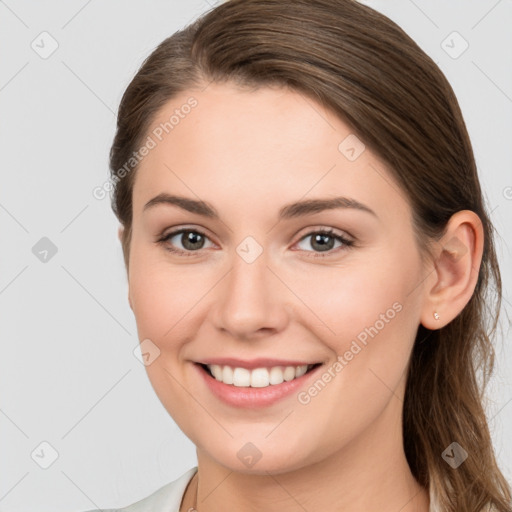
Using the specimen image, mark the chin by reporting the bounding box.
[197,438,323,476]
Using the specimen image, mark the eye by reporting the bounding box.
[156,228,215,256]
[293,228,354,258]
[156,226,354,258]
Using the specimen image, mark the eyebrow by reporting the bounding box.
[143,193,377,219]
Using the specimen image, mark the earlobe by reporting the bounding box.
[420,210,484,330]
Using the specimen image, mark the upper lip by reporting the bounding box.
[196,358,322,370]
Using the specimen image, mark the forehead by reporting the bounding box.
[132,82,411,225]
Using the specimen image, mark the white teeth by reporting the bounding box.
[233,367,251,387]
[269,366,284,385]
[206,364,312,387]
[250,368,269,388]
[295,365,308,378]
[283,366,296,381]
[221,365,233,385]
[210,364,224,381]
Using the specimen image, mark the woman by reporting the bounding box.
[85,0,511,510]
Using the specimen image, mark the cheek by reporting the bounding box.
[127,249,205,421]
[128,246,217,351]
[284,260,410,346]
[288,263,419,450]
[293,251,421,388]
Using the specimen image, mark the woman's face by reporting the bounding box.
[127,82,430,474]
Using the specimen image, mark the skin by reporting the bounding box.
[121,82,483,512]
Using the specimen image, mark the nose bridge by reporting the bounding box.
[212,241,289,338]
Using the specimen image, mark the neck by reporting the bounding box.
[183,396,429,512]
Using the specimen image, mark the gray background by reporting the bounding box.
[0,1,511,510]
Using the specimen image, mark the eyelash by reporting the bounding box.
[156,227,355,259]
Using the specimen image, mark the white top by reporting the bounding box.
[84,466,448,512]
[83,467,198,512]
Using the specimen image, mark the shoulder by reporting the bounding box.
[80,466,198,512]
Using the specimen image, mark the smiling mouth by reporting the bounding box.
[198,362,323,388]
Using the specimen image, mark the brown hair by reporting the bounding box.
[109,1,511,510]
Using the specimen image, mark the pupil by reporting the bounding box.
[313,234,333,251]
[184,231,203,250]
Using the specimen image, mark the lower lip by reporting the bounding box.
[194,363,323,408]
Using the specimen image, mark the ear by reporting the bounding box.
[117,225,133,310]
[420,210,484,330]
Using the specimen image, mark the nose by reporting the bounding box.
[211,250,290,340]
